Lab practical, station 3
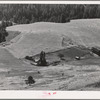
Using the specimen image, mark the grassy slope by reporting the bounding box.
[1,19,100,90]
[1,62,100,90]
[0,47,21,65]
[6,19,100,58]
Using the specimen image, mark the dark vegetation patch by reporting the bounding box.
[91,47,100,56]
[0,5,100,24]
[0,21,19,44]
[25,76,35,85]
[77,69,99,72]
[69,57,100,66]
[58,53,65,60]
[6,31,20,42]
[51,61,61,66]
[86,81,100,88]
[24,46,93,66]
[25,51,49,66]
[44,46,92,62]
[25,56,35,62]
[0,21,10,43]
[56,75,74,81]
[36,51,48,66]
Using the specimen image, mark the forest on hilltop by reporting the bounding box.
[0,4,100,43]
[0,4,100,24]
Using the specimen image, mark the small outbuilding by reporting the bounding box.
[75,56,81,60]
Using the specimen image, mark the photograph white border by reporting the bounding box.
[0,91,100,99]
[0,1,100,99]
[0,1,100,4]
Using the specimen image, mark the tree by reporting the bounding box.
[0,4,99,24]
[37,51,47,66]
[0,20,9,43]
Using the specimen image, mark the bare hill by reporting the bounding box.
[6,19,100,58]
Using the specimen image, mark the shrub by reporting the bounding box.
[25,56,35,61]
[25,76,35,85]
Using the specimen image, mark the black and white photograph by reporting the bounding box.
[0,1,100,94]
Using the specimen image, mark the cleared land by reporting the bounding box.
[0,19,100,90]
[6,19,100,58]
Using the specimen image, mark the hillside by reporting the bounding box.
[0,19,100,90]
[6,19,100,58]
[0,47,22,65]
